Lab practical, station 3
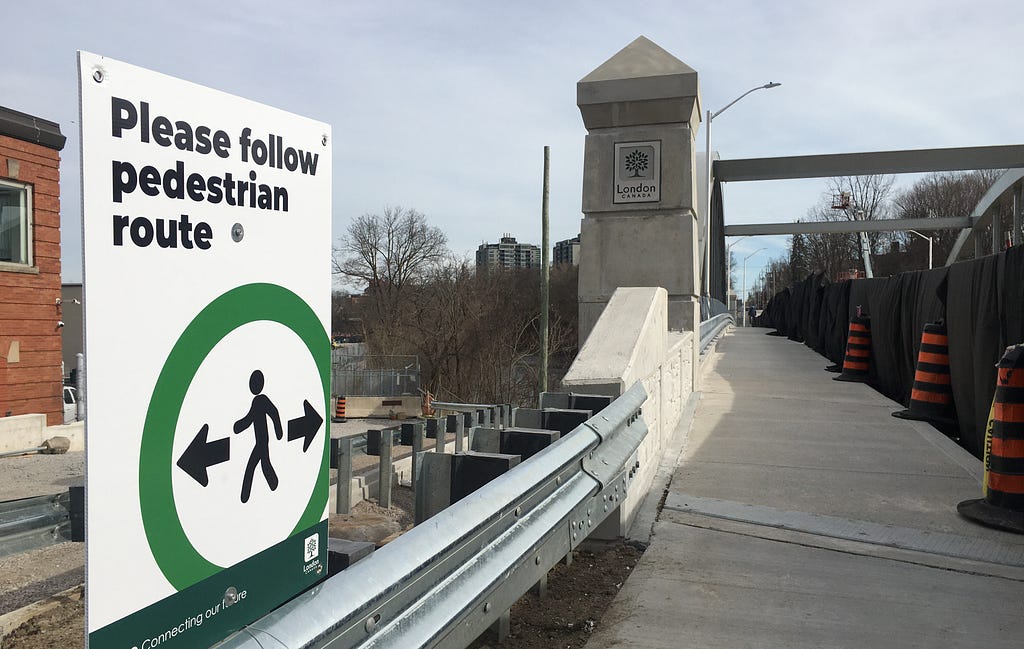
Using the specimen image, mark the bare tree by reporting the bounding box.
[797,174,897,279]
[892,170,1002,262]
[333,207,448,291]
[333,207,448,345]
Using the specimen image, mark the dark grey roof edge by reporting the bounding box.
[0,105,66,151]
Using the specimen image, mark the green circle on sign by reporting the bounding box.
[139,283,329,591]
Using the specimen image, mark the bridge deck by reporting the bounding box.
[588,327,1024,648]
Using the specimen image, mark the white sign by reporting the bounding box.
[613,140,661,203]
[79,52,332,649]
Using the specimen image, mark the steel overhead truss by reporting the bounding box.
[715,144,1024,183]
[709,144,1024,276]
[944,167,1024,265]
[725,217,971,237]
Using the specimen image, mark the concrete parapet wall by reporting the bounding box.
[563,286,693,536]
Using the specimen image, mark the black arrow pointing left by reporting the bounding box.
[287,399,323,452]
[177,423,231,487]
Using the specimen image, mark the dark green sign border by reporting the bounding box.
[89,521,327,649]
[138,282,330,591]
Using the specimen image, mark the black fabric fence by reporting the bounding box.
[754,245,1024,459]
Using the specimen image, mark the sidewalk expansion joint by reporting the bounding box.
[665,493,1024,570]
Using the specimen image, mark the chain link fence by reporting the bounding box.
[331,349,421,397]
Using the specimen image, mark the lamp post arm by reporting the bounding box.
[711,82,781,120]
[703,82,779,299]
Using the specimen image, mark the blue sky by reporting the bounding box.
[6,0,1023,289]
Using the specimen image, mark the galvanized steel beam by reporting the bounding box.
[715,144,1024,183]
[724,217,971,236]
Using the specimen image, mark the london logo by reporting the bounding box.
[614,141,661,204]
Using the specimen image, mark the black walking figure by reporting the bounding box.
[233,370,282,503]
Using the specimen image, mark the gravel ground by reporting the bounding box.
[0,543,84,617]
[0,452,84,501]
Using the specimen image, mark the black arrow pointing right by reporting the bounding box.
[287,399,323,452]
[177,423,231,487]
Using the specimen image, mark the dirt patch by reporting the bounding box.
[1,586,83,649]
[469,539,645,649]
[329,485,415,544]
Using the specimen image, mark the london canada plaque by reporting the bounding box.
[613,140,661,204]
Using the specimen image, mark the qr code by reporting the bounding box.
[304,533,319,562]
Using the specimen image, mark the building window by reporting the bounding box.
[0,179,32,268]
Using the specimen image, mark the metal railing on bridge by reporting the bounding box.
[217,383,648,649]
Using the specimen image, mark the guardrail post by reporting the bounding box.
[378,428,394,508]
[430,417,444,452]
[69,484,85,542]
[448,414,463,453]
[462,412,474,452]
[490,610,511,643]
[532,573,548,598]
[406,422,425,489]
[335,437,354,515]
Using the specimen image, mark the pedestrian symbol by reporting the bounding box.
[234,369,283,503]
[173,366,325,505]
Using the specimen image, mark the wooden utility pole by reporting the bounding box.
[540,146,550,393]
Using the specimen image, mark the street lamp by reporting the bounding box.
[907,229,933,269]
[742,248,765,327]
[725,236,747,312]
[703,82,781,297]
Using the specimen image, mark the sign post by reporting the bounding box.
[78,52,332,648]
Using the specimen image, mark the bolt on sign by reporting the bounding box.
[613,140,661,204]
[78,52,332,648]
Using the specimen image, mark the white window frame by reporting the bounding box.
[0,177,34,271]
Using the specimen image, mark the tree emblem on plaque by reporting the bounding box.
[624,149,650,178]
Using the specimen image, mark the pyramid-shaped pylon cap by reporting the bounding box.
[578,36,701,130]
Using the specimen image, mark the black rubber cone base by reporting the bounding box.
[892,409,957,427]
[824,364,842,373]
[957,498,1024,534]
[833,374,869,383]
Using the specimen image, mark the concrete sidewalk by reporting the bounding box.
[588,327,1024,648]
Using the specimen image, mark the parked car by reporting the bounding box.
[63,385,78,424]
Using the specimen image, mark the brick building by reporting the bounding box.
[0,106,66,424]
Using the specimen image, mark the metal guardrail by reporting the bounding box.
[218,382,649,649]
[699,313,734,355]
[0,493,72,559]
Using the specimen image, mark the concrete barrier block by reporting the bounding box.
[501,428,560,460]
[0,414,47,452]
[327,538,375,574]
[451,452,521,503]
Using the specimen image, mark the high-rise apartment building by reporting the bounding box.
[553,235,580,266]
[476,234,541,270]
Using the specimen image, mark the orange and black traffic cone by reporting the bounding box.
[957,344,1024,533]
[833,315,871,383]
[893,321,955,425]
[332,395,347,423]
